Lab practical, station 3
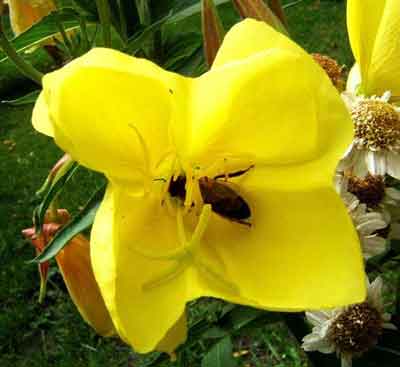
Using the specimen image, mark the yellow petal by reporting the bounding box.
[347,0,400,96]
[212,18,304,68]
[8,0,55,35]
[90,184,254,352]
[56,234,115,336]
[33,48,189,187]
[186,47,351,187]
[32,92,54,137]
[90,184,189,353]
[156,313,187,356]
[200,181,366,310]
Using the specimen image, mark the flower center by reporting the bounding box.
[328,302,383,356]
[347,174,385,208]
[352,100,400,151]
[312,53,344,91]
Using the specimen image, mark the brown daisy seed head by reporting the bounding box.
[312,53,345,91]
[328,302,383,357]
[352,100,400,150]
[347,174,385,208]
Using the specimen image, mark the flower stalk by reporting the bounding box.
[202,0,225,67]
[268,0,288,27]
[232,0,288,34]
[95,0,112,47]
[0,17,43,85]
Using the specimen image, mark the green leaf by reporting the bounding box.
[33,184,106,263]
[1,90,40,106]
[201,326,228,339]
[124,13,171,54]
[224,306,265,331]
[201,336,237,367]
[168,0,231,23]
[33,161,79,233]
[0,8,91,64]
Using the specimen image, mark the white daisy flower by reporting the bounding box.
[339,91,400,179]
[336,172,400,244]
[336,179,389,259]
[336,172,400,210]
[302,277,396,367]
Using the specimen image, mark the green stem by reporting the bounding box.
[79,16,90,51]
[95,0,112,47]
[54,13,73,57]
[0,20,43,85]
[135,0,151,26]
[116,0,128,43]
[38,269,47,304]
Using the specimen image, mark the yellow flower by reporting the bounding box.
[32,19,366,353]
[347,0,400,97]
[7,0,55,35]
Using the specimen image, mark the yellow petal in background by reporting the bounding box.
[33,48,189,188]
[32,92,54,137]
[347,0,400,96]
[8,0,56,35]
[213,19,303,68]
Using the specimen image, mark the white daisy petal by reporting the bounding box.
[356,217,387,235]
[386,151,400,179]
[383,322,397,330]
[382,91,392,102]
[341,92,357,111]
[302,332,335,354]
[352,150,369,177]
[367,277,384,311]
[366,151,387,176]
[305,311,333,327]
[385,187,400,201]
[362,236,387,259]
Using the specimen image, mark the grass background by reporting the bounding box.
[0,1,364,366]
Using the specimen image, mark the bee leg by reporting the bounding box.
[232,219,252,227]
[214,164,255,180]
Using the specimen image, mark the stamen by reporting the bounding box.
[142,261,188,291]
[194,257,239,295]
[141,204,236,294]
[176,206,188,244]
[184,168,195,212]
[190,204,211,247]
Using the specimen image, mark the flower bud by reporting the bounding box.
[23,209,115,336]
[56,233,115,336]
[8,0,56,35]
[202,0,225,67]
[36,154,73,197]
[232,0,287,34]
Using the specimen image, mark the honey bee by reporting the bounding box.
[168,166,254,226]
